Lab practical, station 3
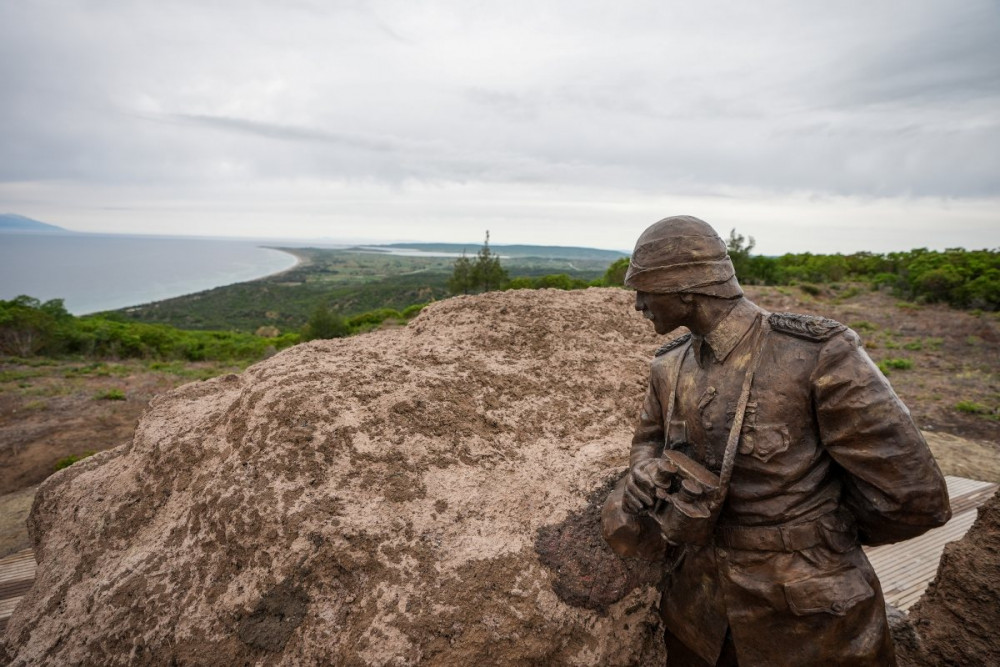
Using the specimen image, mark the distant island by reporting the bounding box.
[0,214,73,234]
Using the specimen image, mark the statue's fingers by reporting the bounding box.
[622,492,639,514]
[622,485,641,513]
[630,471,657,499]
[624,480,653,510]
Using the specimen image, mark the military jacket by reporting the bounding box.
[631,298,951,666]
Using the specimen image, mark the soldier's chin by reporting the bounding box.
[654,321,680,335]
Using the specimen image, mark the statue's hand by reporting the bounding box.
[623,459,660,514]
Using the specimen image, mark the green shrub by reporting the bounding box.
[54,450,96,470]
[96,388,126,400]
[504,277,535,290]
[600,257,630,287]
[877,358,913,374]
[798,284,822,297]
[955,401,997,419]
[401,303,427,319]
[346,308,403,331]
[533,274,587,290]
[302,304,350,340]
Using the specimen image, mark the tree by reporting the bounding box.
[302,303,349,340]
[449,231,508,294]
[0,296,65,356]
[601,257,630,286]
[727,228,756,283]
[448,251,474,295]
[472,231,508,292]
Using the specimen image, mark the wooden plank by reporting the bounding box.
[951,487,998,516]
[0,549,36,585]
[868,527,975,578]
[0,596,23,619]
[0,578,33,600]
[867,519,975,576]
[866,500,985,611]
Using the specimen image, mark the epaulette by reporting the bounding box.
[768,312,847,341]
[654,333,692,356]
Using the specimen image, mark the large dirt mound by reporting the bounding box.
[2,288,670,666]
[896,489,1000,665]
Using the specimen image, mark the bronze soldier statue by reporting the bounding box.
[602,216,952,666]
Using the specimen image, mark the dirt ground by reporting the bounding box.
[0,485,35,558]
[0,359,249,495]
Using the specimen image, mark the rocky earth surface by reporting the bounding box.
[2,287,997,665]
[2,289,668,665]
[894,490,1000,666]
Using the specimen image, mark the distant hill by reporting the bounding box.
[380,242,628,261]
[0,214,71,234]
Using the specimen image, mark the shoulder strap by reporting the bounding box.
[717,315,770,497]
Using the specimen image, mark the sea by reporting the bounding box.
[0,233,300,315]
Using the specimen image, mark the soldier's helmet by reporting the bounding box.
[624,215,743,298]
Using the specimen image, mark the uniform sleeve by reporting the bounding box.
[812,330,952,546]
[630,367,666,468]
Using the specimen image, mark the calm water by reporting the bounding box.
[0,233,298,315]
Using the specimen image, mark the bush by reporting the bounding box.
[302,304,349,340]
[504,277,536,290]
[877,358,913,374]
[718,245,1000,311]
[533,274,587,290]
[96,388,126,400]
[54,450,96,471]
[954,401,997,419]
[601,257,630,287]
[347,308,403,331]
[401,303,427,319]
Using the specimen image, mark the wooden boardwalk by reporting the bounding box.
[0,547,35,634]
[0,476,996,633]
[865,475,998,611]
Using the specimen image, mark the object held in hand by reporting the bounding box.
[649,449,723,546]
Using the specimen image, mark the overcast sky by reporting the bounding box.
[1,0,998,253]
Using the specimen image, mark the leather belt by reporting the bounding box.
[715,519,828,552]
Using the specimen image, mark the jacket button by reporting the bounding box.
[716,548,728,559]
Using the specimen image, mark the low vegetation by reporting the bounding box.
[111,246,617,333]
[726,231,1000,310]
[955,401,998,420]
[878,358,914,375]
[0,296,299,361]
[54,451,96,471]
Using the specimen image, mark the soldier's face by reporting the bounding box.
[635,290,691,335]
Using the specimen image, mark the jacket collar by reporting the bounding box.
[691,298,761,365]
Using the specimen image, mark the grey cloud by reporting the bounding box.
[164,113,401,152]
[0,0,998,208]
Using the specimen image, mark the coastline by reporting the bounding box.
[110,246,307,314]
[258,246,311,280]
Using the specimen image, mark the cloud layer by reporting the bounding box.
[1,0,998,252]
